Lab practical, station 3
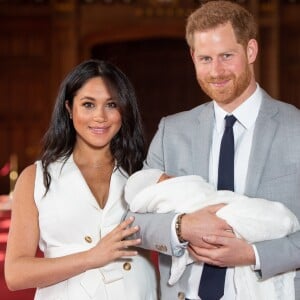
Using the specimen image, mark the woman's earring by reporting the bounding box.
[69,113,72,119]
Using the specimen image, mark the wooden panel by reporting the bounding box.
[0,11,52,193]
[0,0,299,193]
[280,26,300,107]
[92,38,209,144]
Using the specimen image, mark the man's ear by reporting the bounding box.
[190,48,195,63]
[247,39,258,64]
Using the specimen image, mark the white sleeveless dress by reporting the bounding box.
[33,155,158,300]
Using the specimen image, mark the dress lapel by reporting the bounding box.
[101,167,128,216]
[67,154,101,210]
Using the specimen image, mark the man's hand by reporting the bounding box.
[188,235,256,267]
[181,204,234,248]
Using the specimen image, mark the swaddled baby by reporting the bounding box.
[125,169,299,300]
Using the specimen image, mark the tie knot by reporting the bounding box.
[225,115,236,128]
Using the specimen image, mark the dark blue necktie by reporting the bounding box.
[198,115,236,300]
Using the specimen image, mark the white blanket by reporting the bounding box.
[125,169,300,300]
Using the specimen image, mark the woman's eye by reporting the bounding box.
[106,102,118,109]
[83,102,94,108]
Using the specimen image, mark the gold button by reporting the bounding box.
[84,236,92,243]
[123,262,131,271]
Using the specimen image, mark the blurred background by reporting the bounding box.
[0,0,299,298]
[0,0,299,194]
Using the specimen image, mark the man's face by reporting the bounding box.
[191,22,256,111]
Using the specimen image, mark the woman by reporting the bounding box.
[4,59,158,299]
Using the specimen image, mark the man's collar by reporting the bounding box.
[213,84,262,132]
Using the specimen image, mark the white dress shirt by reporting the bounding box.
[171,84,263,299]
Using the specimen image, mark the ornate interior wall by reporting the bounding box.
[0,0,299,193]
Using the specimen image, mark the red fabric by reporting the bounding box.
[0,211,35,299]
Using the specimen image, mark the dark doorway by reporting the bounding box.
[91,38,209,145]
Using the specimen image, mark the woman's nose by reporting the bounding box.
[93,107,107,122]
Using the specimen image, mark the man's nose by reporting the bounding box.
[210,59,225,77]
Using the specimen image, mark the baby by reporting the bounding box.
[125,169,299,300]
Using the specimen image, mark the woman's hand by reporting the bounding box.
[86,216,141,268]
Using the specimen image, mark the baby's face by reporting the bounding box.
[157,173,173,183]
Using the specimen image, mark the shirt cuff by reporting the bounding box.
[251,244,261,270]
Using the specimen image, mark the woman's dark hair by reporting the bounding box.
[41,59,146,193]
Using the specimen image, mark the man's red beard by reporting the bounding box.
[197,67,252,104]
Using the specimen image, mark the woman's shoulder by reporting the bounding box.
[17,164,37,184]
[12,164,37,202]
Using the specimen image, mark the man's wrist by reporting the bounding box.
[175,213,187,243]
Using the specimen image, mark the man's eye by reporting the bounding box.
[199,57,211,64]
[223,53,232,60]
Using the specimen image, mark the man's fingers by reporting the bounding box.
[188,244,225,266]
[188,245,217,265]
[207,203,227,213]
[202,234,228,246]
[217,229,235,238]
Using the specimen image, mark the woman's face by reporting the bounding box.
[66,76,122,151]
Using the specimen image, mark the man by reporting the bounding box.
[128,1,300,299]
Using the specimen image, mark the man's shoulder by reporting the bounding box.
[262,90,300,116]
[259,90,300,126]
[271,99,300,127]
[163,101,212,124]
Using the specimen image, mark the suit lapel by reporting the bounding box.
[245,93,279,197]
[192,103,214,181]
